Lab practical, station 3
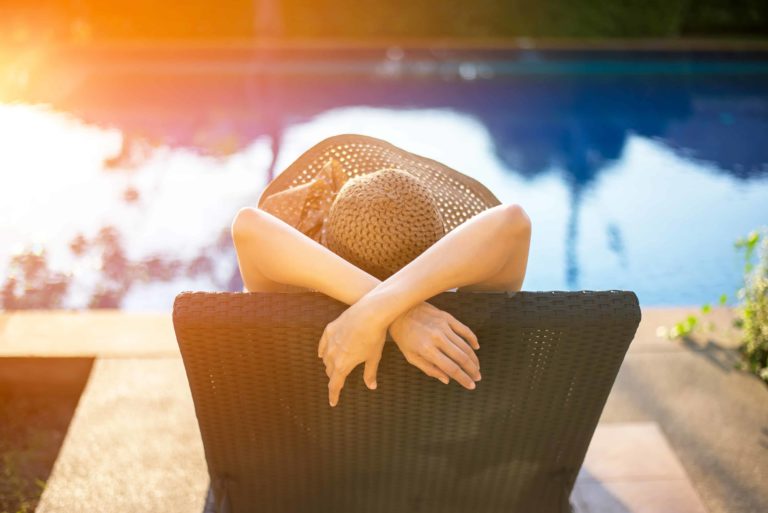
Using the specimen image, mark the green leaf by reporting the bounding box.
[735,230,760,249]
[719,293,728,305]
[701,303,711,314]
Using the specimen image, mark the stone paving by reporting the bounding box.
[574,424,707,513]
[35,358,208,513]
[2,306,766,512]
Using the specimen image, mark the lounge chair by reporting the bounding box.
[172,289,641,513]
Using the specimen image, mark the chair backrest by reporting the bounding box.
[173,290,641,513]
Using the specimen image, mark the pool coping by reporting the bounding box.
[0,306,742,358]
[7,40,766,86]
[6,37,768,52]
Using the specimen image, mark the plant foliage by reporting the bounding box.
[735,229,768,382]
[661,227,768,384]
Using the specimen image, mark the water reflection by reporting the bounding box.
[0,103,269,310]
[2,247,69,309]
[45,67,768,291]
[2,54,768,308]
[1,225,233,309]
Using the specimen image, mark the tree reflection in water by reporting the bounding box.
[1,226,234,310]
[1,248,70,309]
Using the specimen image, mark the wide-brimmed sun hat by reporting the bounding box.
[258,134,501,279]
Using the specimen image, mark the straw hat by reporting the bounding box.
[258,134,501,279]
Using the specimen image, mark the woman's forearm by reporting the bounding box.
[233,207,383,305]
[355,204,531,328]
[233,203,530,328]
[236,207,484,398]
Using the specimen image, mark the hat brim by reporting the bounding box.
[258,134,501,232]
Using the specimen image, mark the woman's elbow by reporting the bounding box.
[501,203,532,237]
[231,207,263,243]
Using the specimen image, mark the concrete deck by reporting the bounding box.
[1,306,766,513]
[34,358,208,513]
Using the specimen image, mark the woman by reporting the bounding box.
[232,135,531,407]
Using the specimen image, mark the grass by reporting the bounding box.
[0,395,62,513]
[0,359,92,513]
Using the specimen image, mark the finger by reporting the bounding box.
[363,353,381,390]
[428,348,477,390]
[410,354,450,384]
[323,352,335,379]
[444,330,480,372]
[447,316,479,350]
[439,334,481,381]
[318,332,328,358]
[328,371,348,407]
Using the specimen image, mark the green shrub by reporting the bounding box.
[736,229,768,382]
[661,227,768,384]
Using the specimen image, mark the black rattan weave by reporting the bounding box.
[172,290,641,513]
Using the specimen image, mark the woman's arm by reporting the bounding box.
[232,206,382,304]
[358,203,531,326]
[231,207,481,388]
[320,203,531,406]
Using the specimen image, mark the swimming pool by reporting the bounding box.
[1,49,767,309]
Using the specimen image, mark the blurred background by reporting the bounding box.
[2,4,768,513]
[1,0,767,311]
[2,0,768,40]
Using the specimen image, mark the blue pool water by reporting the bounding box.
[1,49,767,309]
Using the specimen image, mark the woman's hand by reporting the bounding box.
[389,302,481,390]
[317,300,480,406]
[318,302,388,407]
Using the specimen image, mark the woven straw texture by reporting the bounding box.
[257,134,502,233]
[324,169,447,280]
[173,290,640,513]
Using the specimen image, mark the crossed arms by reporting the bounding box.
[231,203,531,406]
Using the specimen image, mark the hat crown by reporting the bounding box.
[257,134,502,278]
[325,169,446,280]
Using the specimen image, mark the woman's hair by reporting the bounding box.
[324,169,446,280]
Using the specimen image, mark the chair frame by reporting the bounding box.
[173,290,641,513]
